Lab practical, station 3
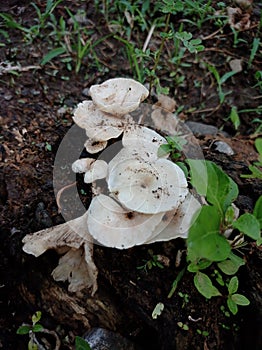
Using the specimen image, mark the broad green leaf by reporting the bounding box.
[229,106,240,130]
[187,206,231,262]
[231,294,250,306]
[233,213,260,240]
[227,297,238,315]
[228,276,238,294]
[194,272,221,299]
[253,196,262,229]
[16,325,31,335]
[186,159,208,196]
[157,144,171,157]
[187,259,212,272]
[205,161,238,214]
[75,336,92,350]
[217,252,245,275]
[41,47,67,65]
[32,324,44,333]
[32,311,41,324]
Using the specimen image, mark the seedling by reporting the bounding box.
[226,276,250,315]
[196,329,209,337]
[241,138,262,180]
[17,311,44,350]
[178,291,189,308]
[177,321,189,331]
[207,64,238,105]
[137,249,165,273]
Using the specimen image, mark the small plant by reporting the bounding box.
[178,291,189,307]
[226,276,250,315]
[177,321,189,331]
[137,249,165,273]
[196,329,209,337]
[185,159,261,313]
[207,64,237,105]
[241,138,262,180]
[17,311,44,350]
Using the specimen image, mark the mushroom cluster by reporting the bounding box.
[22,78,201,295]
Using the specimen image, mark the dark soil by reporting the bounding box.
[0,1,261,349]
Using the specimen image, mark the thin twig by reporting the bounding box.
[0,64,41,75]
[143,24,156,52]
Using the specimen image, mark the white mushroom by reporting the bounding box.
[87,194,165,249]
[72,158,95,173]
[73,101,131,141]
[84,138,107,154]
[145,193,201,243]
[89,78,149,116]
[22,213,98,295]
[122,125,169,159]
[107,157,188,214]
[84,160,108,184]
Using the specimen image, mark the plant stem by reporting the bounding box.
[149,12,171,96]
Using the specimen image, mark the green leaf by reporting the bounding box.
[228,276,239,294]
[227,297,238,315]
[194,272,221,299]
[75,336,92,350]
[255,138,262,159]
[233,213,260,240]
[41,47,67,65]
[231,294,250,306]
[229,106,240,130]
[32,324,44,333]
[187,260,212,272]
[28,340,38,350]
[254,196,262,229]
[205,161,238,214]
[217,252,245,275]
[32,311,41,324]
[186,159,208,196]
[16,325,31,335]
[158,144,171,157]
[187,206,231,262]
[220,71,237,85]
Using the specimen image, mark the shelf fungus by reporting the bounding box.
[22,78,201,295]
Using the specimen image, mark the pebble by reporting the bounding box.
[213,141,234,156]
[35,202,53,228]
[82,88,90,97]
[82,328,140,350]
[185,121,219,136]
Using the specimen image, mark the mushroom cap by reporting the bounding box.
[73,101,130,141]
[107,157,188,214]
[84,138,108,154]
[145,193,201,243]
[84,160,108,183]
[72,158,95,173]
[87,194,164,249]
[122,125,169,159]
[89,78,149,116]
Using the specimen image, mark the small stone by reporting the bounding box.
[82,328,139,350]
[35,202,53,228]
[186,121,219,136]
[82,88,90,97]
[4,93,13,101]
[213,141,234,156]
